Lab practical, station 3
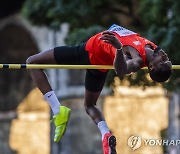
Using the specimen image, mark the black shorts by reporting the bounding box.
[54,43,108,92]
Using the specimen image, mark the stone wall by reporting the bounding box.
[9,88,50,154]
[0,14,39,154]
[104,79,168,154]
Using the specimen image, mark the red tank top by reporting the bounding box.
[85,25,157,72]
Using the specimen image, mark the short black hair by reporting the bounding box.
[149,63,172,82]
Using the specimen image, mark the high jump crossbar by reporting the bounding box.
[0,64,179,70]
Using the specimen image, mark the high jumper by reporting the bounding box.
[26,24,172,154]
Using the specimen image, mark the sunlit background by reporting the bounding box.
[0,0,179,154]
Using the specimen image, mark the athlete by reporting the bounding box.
[26,24,172,154]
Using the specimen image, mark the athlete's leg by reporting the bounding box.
[26,48,71,142]
[26,49,55,94]
[84,70,108,124]
[84,90,104,123]
[84,70,116,154]
[26,43,89,142]
[26,43,89,94]
[26,49,62,115]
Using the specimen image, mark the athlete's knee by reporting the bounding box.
[26,55,37,64]
[84,104,89,113]
[84,103,95,114]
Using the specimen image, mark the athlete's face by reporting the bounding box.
[149,48,172,71]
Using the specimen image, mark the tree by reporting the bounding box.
[22,0,140,30]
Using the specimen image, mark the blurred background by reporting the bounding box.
[0,0,179,154]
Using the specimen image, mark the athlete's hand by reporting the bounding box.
[99,31,122,49]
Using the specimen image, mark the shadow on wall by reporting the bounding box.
[0,22,38,111]
[0,21,38,154]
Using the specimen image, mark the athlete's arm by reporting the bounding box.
[113,49,127,79]
[100,31,142,79]
[100,31,128,79]
[122,46,143,75]
[113,50,142,79]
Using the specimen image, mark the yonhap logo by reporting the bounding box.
[127,135,142,151]
[127,134,180,151]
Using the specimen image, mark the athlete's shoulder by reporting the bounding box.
[142,37,157,49]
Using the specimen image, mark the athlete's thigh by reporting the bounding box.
[29,48,57,64]
[85,70,108,94]
[84,70,108,105]
[31,43,89,65]
[84,89,101,106]
[54,43,89,65]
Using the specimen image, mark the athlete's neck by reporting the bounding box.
[145,46,154,66]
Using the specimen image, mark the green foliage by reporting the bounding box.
[22,0,121,30]
[66,25,105,45]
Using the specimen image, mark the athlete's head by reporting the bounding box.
[148,47,172,82]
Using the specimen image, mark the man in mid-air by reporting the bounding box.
[26,24,172,154]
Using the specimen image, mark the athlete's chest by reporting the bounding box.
[122,46,142,60]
